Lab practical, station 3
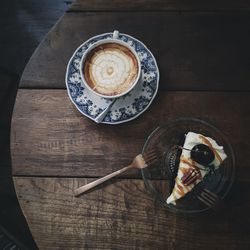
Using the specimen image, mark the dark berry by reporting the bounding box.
[191,144,215,165]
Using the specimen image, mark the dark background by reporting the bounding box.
[0,1,71,248]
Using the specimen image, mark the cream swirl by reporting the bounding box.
[84,43,138,96]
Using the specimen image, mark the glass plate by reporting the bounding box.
[141,118,235,213]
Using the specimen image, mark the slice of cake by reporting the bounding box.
[166,132,227,205]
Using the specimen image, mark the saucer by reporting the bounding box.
[65,32,159,124]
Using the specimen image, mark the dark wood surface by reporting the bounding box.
[11,0,250,249]
[68,0,250,11]
[11,90,250,180]
[20,12,250,91]
[13,177,250,250]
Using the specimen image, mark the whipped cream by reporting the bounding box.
[84,43,138,96]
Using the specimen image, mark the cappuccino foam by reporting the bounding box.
[83,43,138,96]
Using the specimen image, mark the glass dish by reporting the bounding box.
[141,118,235,213]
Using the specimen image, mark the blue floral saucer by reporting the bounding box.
[65,32,159,124]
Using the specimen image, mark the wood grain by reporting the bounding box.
[20,12,250,91]
[14,177,250,250]
[69,0,250,12]
[11,90,250,180]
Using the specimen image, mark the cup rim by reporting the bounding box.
[80,38,141,99]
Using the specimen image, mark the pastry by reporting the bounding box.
[166,132,227,205]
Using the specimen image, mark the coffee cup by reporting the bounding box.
[80,30,141,99]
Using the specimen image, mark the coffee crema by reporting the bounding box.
[83,43,138,96]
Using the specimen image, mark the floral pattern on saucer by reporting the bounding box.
[65,32,159,124]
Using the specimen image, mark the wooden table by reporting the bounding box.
[11,1,250,249]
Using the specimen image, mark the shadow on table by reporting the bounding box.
[0,0,69,249]
[0,70,38,249]
[186,181,250,236]
[223,181,250,233]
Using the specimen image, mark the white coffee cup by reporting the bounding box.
[80,30,141,99]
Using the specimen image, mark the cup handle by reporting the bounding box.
[113,30,119,39]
